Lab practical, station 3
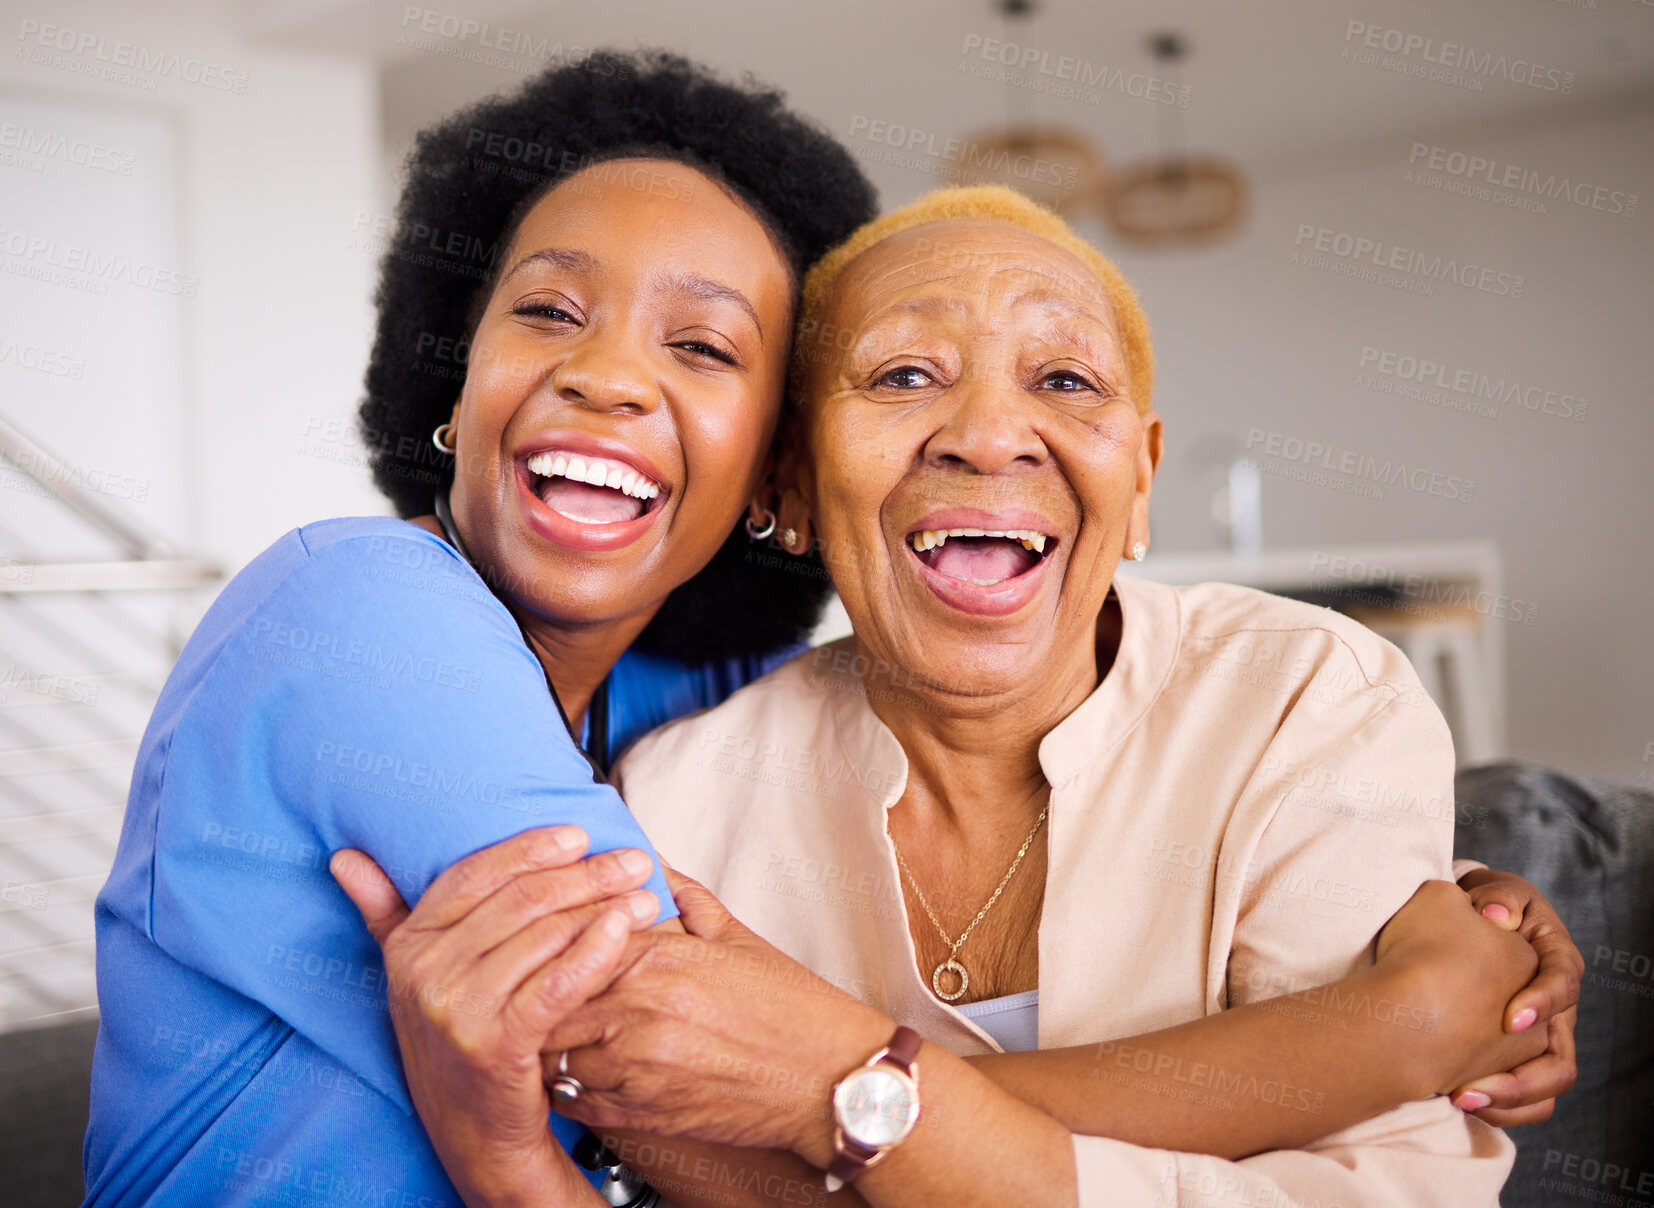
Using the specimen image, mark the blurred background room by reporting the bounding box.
[1,0,1651,1201]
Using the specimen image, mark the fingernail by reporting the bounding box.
[1510,1007,1537,1032]
[1453,1091,1491,1111]
[601,911,630,939]
[624,890,659,923]
[548,825,586,852]
[616,849,652,878]
[1481,903,1511,923]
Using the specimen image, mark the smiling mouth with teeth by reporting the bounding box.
[525,450,662,525]
[908,527,1055,587]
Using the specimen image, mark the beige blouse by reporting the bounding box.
[614,575,1514,1206]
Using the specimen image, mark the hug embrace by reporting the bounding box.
[82,50,1580,1208]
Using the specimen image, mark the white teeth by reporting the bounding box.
[525,450,662,501]
[908,527,1052,553]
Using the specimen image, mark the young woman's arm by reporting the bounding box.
[331,829,661,1208]
[89,524,681,1207]
[966,875,1572,1158]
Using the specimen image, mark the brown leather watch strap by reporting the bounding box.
[826,1138,880,1189]
[884,1024,921,1072]
[825,1026,922,1191]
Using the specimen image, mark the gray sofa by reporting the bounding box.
[0,1014,98,1208]
[1455,762,1654,1208]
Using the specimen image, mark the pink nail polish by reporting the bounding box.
[1454,1091,1491,1111]
[1510,1008,1537,1032]
[1481,903,1510,923]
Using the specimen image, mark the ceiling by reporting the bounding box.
[240,0,1654,199]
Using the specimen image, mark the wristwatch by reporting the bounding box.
[824,1025,923,1193]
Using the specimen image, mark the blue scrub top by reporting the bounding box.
[82,517,794,1207]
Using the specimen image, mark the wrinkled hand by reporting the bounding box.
[1447,867,1581,1126]
[542,869,892,1164]
[330,827,660,1207]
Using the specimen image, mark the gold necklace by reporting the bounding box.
[891,805,1049,1003]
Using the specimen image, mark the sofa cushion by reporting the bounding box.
[1455,762,1654,1207]
[0,1014,99,1207]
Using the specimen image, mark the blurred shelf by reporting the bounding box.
[1122,541,1506,764]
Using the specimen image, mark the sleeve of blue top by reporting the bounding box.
[145,524,677,1113]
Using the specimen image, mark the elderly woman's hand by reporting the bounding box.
[542,868,894,1166]
[330,827,661,1208]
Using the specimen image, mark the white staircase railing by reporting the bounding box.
[0,414,222,1031]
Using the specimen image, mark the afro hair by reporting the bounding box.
[359,50,876,662]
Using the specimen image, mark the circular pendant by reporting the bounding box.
[932,959,969,1002]
[550,1075,583,1107]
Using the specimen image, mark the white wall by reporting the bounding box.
[0,90,188,558]
[1081,103,1654,783]
[0,0,388,571]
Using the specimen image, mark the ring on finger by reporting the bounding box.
[551,1048,584,1106]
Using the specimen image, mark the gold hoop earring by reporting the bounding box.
[431,422,457,455]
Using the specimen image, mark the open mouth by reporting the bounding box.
[524,450,663,526]
[907,526,1056,587]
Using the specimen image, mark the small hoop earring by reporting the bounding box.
[745,509,776,540]
[431,422,457,455]
[780,527,799,551]
[1131,541,1147,562]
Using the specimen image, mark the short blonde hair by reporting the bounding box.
[795,185,1154,411]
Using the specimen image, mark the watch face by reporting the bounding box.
[834,1067,919,1148]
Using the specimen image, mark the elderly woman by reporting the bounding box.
[341,186,1579,1207]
